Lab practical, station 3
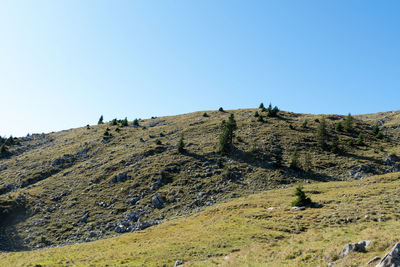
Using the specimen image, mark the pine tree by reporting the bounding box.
[98,115,104,125]
[177,134,185,153]
[344,113,353,132]
[0,144,8,157]
[218,114,237,155]
[372,124,379,135]
[259,103,265,109]
[291,185,312,207]
[271,145,283,168]
[290,148,300,170]
[336,122,343,132]
[303,153,312,172]
[317,118,328,149]
[121,117,128,127]
[355,133,364,146]
[111,119,117,126]
[133,118,139,126]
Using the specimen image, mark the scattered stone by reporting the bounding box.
[340,240,371,257]
[376,243,400,267]
[174,260,183,266]
[292,206,306,210]
[152,193,165,209]
[79,214,89,223]
[366,256,381,265]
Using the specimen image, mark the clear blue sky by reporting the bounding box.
[1,1,399,137]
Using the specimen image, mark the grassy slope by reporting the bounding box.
[1,172,400,266]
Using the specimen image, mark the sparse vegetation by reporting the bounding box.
[133,118,139,126]
[121,117,128,127]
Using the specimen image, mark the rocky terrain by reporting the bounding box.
[0,107,399,264]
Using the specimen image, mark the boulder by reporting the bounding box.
[152,194,165,209]
[376,243,400,267]
[340,240,371,257]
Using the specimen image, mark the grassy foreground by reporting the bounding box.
[1,172,400,266]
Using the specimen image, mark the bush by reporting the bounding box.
[335,122,343,132]
[98,115,104,125]
[289,148,300,170]
[257,115,264,122]
[254,111,259,117]
[155,139,162,145]
[177,134,185,153]
[133,119,139,126]
[202,112,209,117]
[376,131,383,139]
[372,124,379,135]
[0,144,9,157]
[291,185,312,207]
[259,103,265,109]
[218,114,237,155]
[216,157,223,168]
[121,117,128,127]
[330,136,341,154]
[218,107,224,112]
[301,120,308,129]
[110,119,117,126]
[355,133,364,146]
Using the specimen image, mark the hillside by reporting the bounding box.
[1,172,400,266]
[0,107,399,260]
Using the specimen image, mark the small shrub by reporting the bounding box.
[218,107,224,112]
[254,111,259,117]
[259,103,265,109]
[301,120,308,129]
[86,124,90,129]
[289,124,294,130]
[155,139,162,145]
[115,127,120,132]
[257,115,264,122]
[330,136,340,154]
[271,146,283,168]
[355,133,364,146]
[335,122,343,132]
[291,185,312,207]
[133,119,139,126]
[110,119,117,126]
[314,119,320,123]
[376,131,383,139]
[372,124,379,135]
[202,112,209,117]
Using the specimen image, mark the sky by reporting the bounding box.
[0,1,399,137]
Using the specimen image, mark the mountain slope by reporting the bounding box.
[0,108,399,252]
